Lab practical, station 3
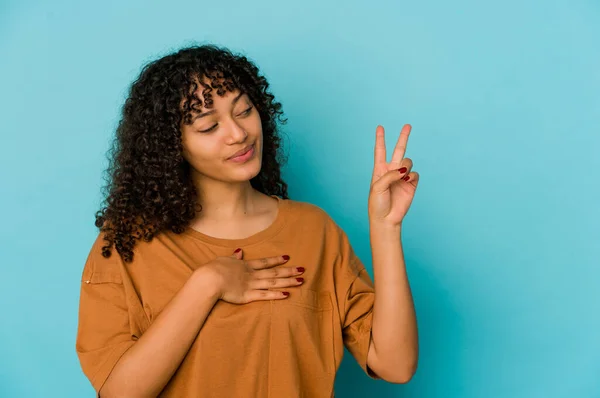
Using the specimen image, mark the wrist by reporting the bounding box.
[369,220,402,234]
[190,265,222,302]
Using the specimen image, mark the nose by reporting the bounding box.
[224,118,248,144]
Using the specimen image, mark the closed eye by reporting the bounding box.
[199,124,218,133]
[197,106,254,133]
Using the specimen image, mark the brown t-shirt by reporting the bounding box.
[76,196,378,397]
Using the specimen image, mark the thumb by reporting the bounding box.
[232,248,243,260]
[371,168,407,195]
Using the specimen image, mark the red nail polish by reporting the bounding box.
[399,167,407,173]
[282,291,290,296]
[296,267,305,273]
[234,248,241,253]
[296,277,304,282]
[282,255,290,261]
[404,175,410,181]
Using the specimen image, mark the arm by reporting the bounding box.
[100,267,219,397]
[366,222,418,383]
[366,123,420,383]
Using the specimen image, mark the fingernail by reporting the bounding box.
[282,291,290,296]
[234,248,241,253]
[296,277,304,282]
[403,175,410,181]
[296,267,305,273]
[398,167,407,174]
[282,255,290,261]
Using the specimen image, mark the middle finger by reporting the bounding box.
[253,265,305,280]
[249,276,304,290]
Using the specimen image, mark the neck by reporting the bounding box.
[192,174,261,221]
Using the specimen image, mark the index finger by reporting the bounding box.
[247,255,289,270]
[374,125,387,166]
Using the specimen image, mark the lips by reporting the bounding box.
[228,144,253,160]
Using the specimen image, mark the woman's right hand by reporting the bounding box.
[202,249,305,304]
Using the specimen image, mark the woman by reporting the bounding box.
[76,44,419,397]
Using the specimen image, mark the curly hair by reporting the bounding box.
[94,44,289,263]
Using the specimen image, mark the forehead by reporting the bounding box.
[179,74,246,125]
[186,75,242,109]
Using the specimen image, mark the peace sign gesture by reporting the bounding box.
[368,124,420,227]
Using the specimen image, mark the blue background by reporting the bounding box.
[1,0,599,397]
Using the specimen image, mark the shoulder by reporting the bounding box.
[80,231,124,283]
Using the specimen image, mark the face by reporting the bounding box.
[180,82,263,184]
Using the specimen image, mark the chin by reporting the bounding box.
[232,159,262,182]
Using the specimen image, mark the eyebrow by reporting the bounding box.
[191,91,245,121]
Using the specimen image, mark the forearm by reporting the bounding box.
[100,267,219,398]
[368,222,418,382]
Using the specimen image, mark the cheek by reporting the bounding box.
[182,133,218,164]
[247,110,262,131]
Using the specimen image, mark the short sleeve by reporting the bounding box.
[75,244,137,395]
[335,226,380,379]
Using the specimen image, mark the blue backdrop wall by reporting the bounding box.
[1,0,599,396]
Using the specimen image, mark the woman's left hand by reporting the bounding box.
[368,124,419,227]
